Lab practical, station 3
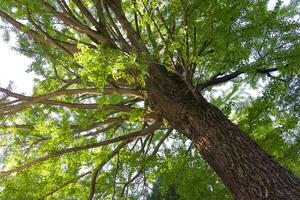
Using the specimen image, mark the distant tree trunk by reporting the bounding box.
[147,64,300,199]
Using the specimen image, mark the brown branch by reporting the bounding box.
[36,100,132,111]
[0,120,162,177]
[141,134,153,154]
[81,120,123,137]
[72,0,102,31]
[197,67,279,91]
[75,116,124,134]
[145,23,158,50]
[25,6,74,55]
[24,138,45,154]
[121,128,172,196]
[185,141,194,157]
[0,9,78,54]
[105,0,145,52]
[56,0,75,17]
[1,87,142,100]
[1,117,123,135]
[183,5,189,69]
[141,1,175,68]
[0,87,28,100]
[152,128,172,154]
[42,1,112,46]
[103,3,131,51]
[121,167,143,197]
[112,153,120,199]
[0,85,142,114]
[88,140,128,200]
[196,39,213,56]
[38,171,91,200]
[0,99,20,107]
[0,124,34,129]
[132,0,140,37]
[93,0,106,27]
[143,5,200,103]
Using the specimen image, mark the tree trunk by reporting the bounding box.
[146,64,300,199]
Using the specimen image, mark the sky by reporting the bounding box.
[0,0,290,96]
[0,32,35,95]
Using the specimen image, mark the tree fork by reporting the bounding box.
[146,63,300,199]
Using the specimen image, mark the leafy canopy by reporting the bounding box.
[0,0,299,199]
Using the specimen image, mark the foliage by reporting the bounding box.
[76,44,147,88]
[0,0,299,199]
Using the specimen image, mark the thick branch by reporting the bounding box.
[103,3,131,51]
[105,0,145,52]
[72,0,102,31]
[1,100,132,115]
[198,67,279,91]
[93,0,106,27]
[0,86,142,114]
[0,87,142,100]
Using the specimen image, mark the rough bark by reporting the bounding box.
[146,63,300,199]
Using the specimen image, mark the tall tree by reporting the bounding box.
[0,0,300,199]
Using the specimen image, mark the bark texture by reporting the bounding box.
[146,63,300,200]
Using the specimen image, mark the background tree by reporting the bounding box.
[0,0,300,199]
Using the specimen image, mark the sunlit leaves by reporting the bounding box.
[235,77,300,176]
[76,44,147,89]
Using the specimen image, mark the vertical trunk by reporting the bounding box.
[146,64,300,199]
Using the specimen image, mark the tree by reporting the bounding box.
[0,0,299,199]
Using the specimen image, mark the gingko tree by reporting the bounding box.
[0,0,300,199]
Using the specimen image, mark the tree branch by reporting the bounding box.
[103,2,131,52]
[0,85,142,114]
[105,0,145,52]
[42,1,113,46]
[25,6,75,55]
[0,120,162,177]
[0,9,78,54]
[38,171,91,200]
[72,0,103,31]
[121,128,172,196]
[81,120,124,137]
[93,0,106,27]
[197,67,279,91]
[88,140,128,200]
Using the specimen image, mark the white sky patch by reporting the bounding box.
[267,0,290,10]
[0,30,35,95]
